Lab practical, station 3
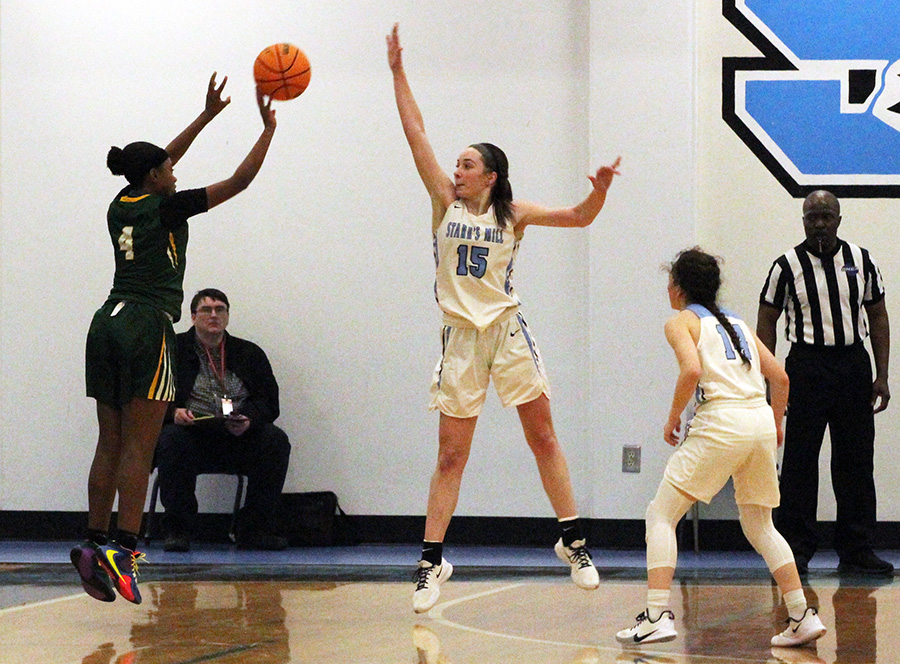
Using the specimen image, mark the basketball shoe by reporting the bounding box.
[412,558,453,613]
[771,607,826,647]
[96,542,146,605]
[616,609,678,645]
[70,541,116,602]
[555,538,600,589]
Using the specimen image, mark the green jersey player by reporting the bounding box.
[72,74,278,605]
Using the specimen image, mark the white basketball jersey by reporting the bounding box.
[688,304,766,405]
[433,201,523,330]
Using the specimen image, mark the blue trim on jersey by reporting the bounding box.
[686,304,743,321]
[686,304,713,318]
[503,239,518,296]
[432,234,440,306]
[720,307,740,319]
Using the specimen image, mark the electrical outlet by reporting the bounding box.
[622,445,641,473]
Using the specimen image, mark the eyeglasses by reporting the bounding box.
[195,305,229,316]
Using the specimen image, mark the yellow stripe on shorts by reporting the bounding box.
[148,334,175,401]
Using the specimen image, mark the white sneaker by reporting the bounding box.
[616,609,677,645]
[412,558,453,613]
[771,607,826,647]
[554,538,600,590]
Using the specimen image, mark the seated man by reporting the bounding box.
[156,288,291,551]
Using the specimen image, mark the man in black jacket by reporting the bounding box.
[156,288,291,551]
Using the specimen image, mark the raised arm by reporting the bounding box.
[205,87,277,210]
[166,73,232,166]
[387,23,455,211]
[515,157,622,229]
[663,310,702,446]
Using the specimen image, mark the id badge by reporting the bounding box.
[221,397,233,416]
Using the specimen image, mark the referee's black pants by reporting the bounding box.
[775,342,877,561]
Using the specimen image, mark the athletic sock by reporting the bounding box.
[117,531,139,552]
[559,516,585,548]
[647,589,671,622]
[87,529,109,546]
[783,588,808,621]
[421,541,443,567]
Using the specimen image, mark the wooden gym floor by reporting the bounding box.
[0,543,896,663]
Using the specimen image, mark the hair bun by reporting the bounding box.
[107,146,125,176]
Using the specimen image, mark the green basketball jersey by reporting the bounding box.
[105,187,206,322]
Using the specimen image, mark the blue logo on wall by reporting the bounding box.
[723,1,900,197]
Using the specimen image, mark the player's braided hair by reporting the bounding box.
[670,247,751,367]
[470,143,513,229]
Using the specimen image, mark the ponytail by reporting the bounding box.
[470,142,514,229]
[708,303,751,367]
[669,247,751,368]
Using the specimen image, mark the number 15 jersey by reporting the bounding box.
[433,201,524,331]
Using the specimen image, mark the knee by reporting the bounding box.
[435,445,468,476]
[645,485,692,532]
[738,505,772,543]
[645,497,671,534]
[526,428,560,459]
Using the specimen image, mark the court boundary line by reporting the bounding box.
[428,581,776,662]
[0,591,84,615]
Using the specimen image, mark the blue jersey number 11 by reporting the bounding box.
[715,324,752,361]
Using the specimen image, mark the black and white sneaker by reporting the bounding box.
[771,607,826,647]
[616,609,677,645]
[412,558,453,613]
[554,538,600,589]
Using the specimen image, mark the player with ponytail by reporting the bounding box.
[387,23,621,614]
[616,247,825,648]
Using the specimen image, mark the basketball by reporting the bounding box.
[253,43,311,101]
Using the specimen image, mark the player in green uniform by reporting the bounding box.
[71,74,277,604]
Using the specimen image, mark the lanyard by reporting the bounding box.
[203,339,227,391]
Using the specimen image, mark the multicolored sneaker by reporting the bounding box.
[70,541,116,602]
[96,542,146,604]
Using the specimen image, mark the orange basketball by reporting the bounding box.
[253,43,311,101]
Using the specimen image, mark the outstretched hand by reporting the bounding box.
[256,87,277,131]
[386,22,403,72]
[205,72,231,118]
[588,156,622,193]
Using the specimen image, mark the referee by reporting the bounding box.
[757,190,892,576]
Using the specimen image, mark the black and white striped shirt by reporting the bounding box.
[759,239,884,346]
